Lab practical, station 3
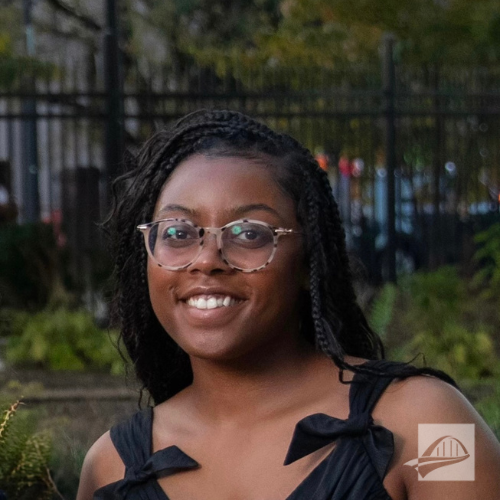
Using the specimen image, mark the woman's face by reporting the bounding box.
[147,153,308,363]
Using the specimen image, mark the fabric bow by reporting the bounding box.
[284,412,393,480]
[114,445,199,498]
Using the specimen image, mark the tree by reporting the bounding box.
[0,2,58,89]
[183,0,500,69]
[0,3,25,87]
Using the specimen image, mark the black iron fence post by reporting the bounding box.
[430,68,443,269]
[104,0,124,203]
[382,33,397,283]
[22,0,40,222]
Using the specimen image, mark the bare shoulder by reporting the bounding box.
[375,375,500,500]
[377,375,480,424]
[76,431,125,500]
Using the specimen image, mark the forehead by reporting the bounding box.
[154,154,296,224]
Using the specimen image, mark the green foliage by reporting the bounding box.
[48,437,85,500]
[403,322,499,381]
[368,282,397,341]
[380,265,500,382]
[127,0,281,65]
[369,263,500,438]
[0,401,55,500]
[0,383,87,498]
[399,266,467,335]
[473,222,500,299]
[0,3,56,90]
[177,0,500,70]
[5,308,125,374]
[475,382,500,440]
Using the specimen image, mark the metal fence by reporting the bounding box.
[1,49,499,282]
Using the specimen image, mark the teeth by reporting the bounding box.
[187,295,238,310]
[196,297,207,309]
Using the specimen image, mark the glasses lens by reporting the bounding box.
[148,220,200,268]
[222,221,274,270]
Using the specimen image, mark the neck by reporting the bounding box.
[185,336,329,424]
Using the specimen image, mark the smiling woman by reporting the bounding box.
[145,155,307,363]
[76,110,500,500]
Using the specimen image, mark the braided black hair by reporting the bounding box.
[106,109,456,404]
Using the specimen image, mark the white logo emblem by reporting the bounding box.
[404,424,475,481]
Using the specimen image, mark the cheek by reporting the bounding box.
[255,252,307,314]
[277,245,307,288]
[147,264,177,323]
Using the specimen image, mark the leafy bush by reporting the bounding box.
[368,262,500,438]
[474,222,500,300]
[368,282,397,341]
[399,266,468,336]
[5,308,124,374]
[0,400,55,500]
[399,322,500,381]
[48,437,85,500]
[475,382,500,440]
[370,265,500,382]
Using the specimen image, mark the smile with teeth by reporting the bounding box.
[186,295,242,310]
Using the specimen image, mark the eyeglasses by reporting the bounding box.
[137,218,300,272]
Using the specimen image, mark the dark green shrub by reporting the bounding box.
[5,308,125,374]
[474,222,500,300]
[370,266,500,382]
[475,382,500,440]
[399,266,467,335]
[368,282,397,341]
[397,322,500,381]
[47,434,85,500]
[367,259,500,437]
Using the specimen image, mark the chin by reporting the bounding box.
[173,330,249,362]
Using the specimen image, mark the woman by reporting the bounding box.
[77,110,500,499]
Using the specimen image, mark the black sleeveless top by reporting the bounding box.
[94,360,404,499]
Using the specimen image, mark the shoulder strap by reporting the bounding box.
[284,359,400,472]
[348,360,409,417]
[110,407,153,467]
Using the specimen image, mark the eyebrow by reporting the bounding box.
[232,203,281,218]
[156,204,196,218]
[156,203,281,220]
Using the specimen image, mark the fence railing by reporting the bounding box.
[0,55,499,282]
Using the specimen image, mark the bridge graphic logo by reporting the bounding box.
[404,424,475,481]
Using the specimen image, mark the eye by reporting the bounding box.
[163,226,191,240]
[231,224,258,240]
[226,223,273,248]
[158,222,198,246]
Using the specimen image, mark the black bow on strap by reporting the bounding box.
[284,412,393,479]
[115,445,199,497]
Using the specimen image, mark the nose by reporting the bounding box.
[187,231,231,274]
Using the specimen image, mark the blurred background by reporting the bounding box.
[0,0,500,497]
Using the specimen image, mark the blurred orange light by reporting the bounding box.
[315,153,329,171]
